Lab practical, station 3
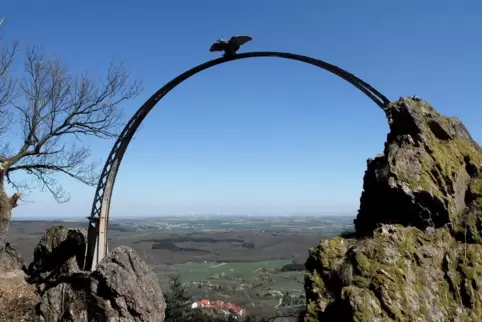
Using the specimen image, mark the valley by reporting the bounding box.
[8,215,353,318]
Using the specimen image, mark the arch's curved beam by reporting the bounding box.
[84,51,390,270]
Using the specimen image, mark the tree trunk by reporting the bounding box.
[0,190,13,252]
[0,167,20,252]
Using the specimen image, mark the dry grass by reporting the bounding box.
[0,270,39,321]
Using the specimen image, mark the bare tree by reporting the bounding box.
[0,22,142,250]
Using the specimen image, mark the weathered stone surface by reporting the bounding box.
[355,97,482,237]
[36,246,165,322]
[92,246,166,321]
[36,271,95,321]
[304,97,482,321]
[28,225,87,284]
[0,242,25,272]
[304,225,482,321]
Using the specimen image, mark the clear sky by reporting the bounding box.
[2,0,482,219]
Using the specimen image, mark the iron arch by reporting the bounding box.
[84,51,391,270]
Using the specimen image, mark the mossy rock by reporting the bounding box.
[305,97,482,321]
[468,178,482,208]
[355,97,482,240]
[303,225,482,321]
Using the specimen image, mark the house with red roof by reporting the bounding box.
[191,299,245,317]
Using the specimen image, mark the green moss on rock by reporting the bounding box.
[469,178,482,208]
[355,97,482,238]
[304,225,482,321]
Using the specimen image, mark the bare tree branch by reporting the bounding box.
[0,43,142,202]
[0,17,17,136]
[5,171,31,198]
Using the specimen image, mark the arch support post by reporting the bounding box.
[84,182,110,270]
[84,137,126,270]
[84,216,99,271]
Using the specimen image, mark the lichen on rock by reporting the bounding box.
[305,225,482,321]
[355,97,482,237]
[304,97,482,321]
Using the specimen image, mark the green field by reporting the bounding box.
[173,259,292,282]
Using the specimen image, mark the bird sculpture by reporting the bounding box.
[209,36,252,57]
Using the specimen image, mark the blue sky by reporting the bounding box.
[3,0,482,218]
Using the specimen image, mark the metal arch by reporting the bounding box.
[83,51,391,271]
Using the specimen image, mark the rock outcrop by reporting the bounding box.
[1,224,165,322]
[37,246,166,322]
[355,97,482,236]
[29,226,166,322]
[304,97,482,321]
[28,225,87,286]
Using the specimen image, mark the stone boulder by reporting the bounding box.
[28,225,87,285]
[36,246,166,322]
[92,246,166,321]
[355,97,482,238]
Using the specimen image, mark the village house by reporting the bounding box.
[191,299,245,317]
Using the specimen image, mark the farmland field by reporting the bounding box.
[7,215,354,319]
[173,259,291,281]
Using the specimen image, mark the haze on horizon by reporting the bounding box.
[3,1,482,220]
[12,211,356,221]
[136,211,356,218]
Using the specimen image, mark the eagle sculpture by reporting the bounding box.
[209,36,252,57]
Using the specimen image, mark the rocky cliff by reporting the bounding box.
[0,225,166,322]
[304,97,482,321]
